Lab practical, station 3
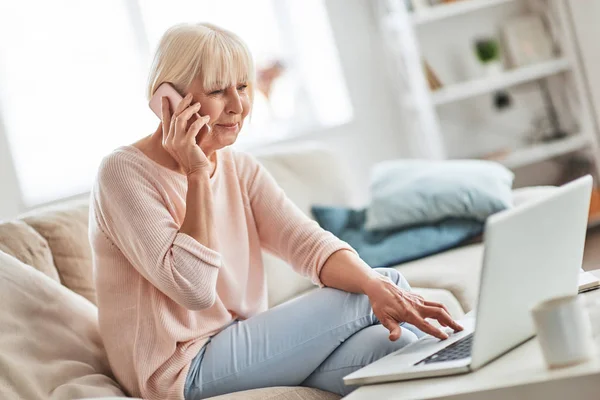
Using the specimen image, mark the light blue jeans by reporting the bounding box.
[184,268,424,399]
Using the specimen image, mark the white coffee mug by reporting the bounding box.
[531,294,596,368]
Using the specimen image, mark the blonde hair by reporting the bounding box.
[146,23,255,104]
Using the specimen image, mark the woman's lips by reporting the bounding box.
[215,123,238,131]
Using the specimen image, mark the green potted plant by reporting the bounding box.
[474,37,502,76]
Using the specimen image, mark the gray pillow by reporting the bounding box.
[365,159,514,231]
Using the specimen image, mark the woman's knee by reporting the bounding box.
[372,267,411,291]
[301,325,419,396]
[338,324,419,365]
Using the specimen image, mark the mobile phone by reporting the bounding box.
[149,82,211,133]
[149,82,183,119]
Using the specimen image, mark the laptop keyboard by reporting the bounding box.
[414,333,474,366]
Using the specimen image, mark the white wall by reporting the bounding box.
[0,0,409,219]
[0,120,22,220]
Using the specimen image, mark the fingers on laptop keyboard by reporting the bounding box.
[413,318,448,340]
[420,305,463,333]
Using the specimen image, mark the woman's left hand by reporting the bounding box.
[363,274,463,341]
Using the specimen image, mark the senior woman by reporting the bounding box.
[89,22,462,400]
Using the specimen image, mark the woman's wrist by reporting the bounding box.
[186,168,211,181]
[360,272,390,297]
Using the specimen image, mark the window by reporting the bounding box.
[0,0,150,207]
[0,0,351,208]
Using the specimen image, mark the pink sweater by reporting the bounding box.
[89,145,354,400]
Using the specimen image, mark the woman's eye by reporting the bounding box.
[209,89,224,95]
[237,84,248,91]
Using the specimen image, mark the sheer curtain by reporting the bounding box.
[0,0,351,208]
[371,0,445,160]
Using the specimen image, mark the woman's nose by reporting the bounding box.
[226,90,243,114]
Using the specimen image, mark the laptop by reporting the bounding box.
[344,175,593,386]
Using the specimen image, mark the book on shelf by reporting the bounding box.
[423,61,443,91]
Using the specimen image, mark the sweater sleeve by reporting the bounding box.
[235,151,357,287]
[90,153,221,310]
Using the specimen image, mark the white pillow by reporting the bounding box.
[0,250,126,400]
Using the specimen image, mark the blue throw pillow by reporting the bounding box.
[311,205,483,268]
[365,159,514,231]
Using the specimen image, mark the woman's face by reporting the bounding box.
[187,78,251,151]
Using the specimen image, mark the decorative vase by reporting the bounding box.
[482,60,503,77]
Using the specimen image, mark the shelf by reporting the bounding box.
[411,0,516,25]
[431,58,571,106]
[495,134,589,169]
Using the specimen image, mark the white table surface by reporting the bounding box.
[345,270,600,400]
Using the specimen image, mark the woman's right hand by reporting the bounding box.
[161,92,211,176]
[364,275,462,341]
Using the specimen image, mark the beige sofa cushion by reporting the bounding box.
[22,199,95,304]
[252,142,359,217]
[205,386,341,400]
[0,250,125,400]
[0,220,59,282]
[78,386,340,400]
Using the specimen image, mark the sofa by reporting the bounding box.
[0,141,553,400]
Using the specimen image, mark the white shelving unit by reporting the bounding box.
[411,0,516,25]
[376,0,600,180]
[431,58,570,105]
[498,133,589,169]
